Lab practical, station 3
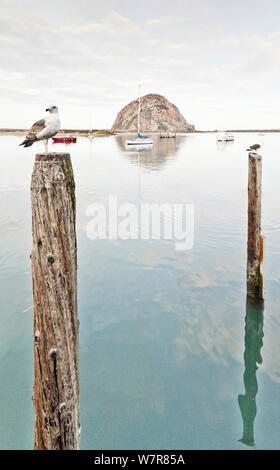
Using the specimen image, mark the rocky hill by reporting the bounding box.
[112,94,194,132]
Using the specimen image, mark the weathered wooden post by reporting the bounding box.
[31,153,80,450]
[247,152,264,300]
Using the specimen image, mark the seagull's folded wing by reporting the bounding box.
[26,119,46,140]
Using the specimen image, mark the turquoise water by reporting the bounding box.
[0,133,280,449]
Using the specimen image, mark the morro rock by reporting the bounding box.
[112,93,194,132]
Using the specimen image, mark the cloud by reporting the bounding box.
[212,36,241,48]
[0,34,24,45]
[146,16,185,28]
[62,11,145,38]
[166,43,199,52]
[139,56,192,68]
[1,0,280,129]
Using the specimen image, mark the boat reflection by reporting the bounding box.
[116,134,186,170]
[238,297,264,448]
[216,140,235,151]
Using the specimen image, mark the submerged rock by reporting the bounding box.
[112,93,195,132]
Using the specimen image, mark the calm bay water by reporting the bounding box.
[0,133,280,449]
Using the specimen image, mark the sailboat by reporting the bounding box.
[88,111,95,140]
[125,86,153,146]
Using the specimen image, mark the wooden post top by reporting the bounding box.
[35,152,70,161]
[248,152,262,160]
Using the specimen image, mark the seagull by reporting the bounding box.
[246,144,261,153]
[19,105,61,152]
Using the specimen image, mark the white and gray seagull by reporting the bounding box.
[19,105,61,152]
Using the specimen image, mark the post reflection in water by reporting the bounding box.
[238,297,264,448]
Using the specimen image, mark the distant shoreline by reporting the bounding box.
[194,129,280,133]
[0,128,116,136]
[1,128,280,135]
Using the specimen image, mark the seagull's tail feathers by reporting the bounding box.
[19,139,36,147]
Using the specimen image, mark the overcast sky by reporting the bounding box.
[1,0,280,130]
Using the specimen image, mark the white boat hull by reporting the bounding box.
[126,138,153,145]
[216,133,234,142]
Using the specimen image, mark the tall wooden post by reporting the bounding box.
[247,152,264,300]
[31,153,80,450]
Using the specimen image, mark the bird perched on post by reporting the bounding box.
[246,144,261,153]
[19,105,61,152]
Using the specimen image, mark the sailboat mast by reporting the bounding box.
[138,84,141,135]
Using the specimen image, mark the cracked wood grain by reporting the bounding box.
[31,153,80,450]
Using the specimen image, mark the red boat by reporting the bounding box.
[52,136,77,143]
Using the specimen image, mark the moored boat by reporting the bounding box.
[52,136,77,143]
[216,132,234,142]
[160,132,176,138]
[125,86,153,147]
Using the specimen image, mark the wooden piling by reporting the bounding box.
[247,152,264,300]
[31,153,80,450]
